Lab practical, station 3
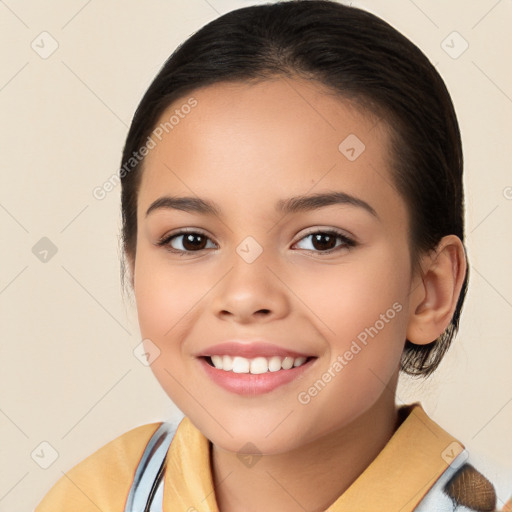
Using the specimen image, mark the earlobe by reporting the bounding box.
[406,235,467,346]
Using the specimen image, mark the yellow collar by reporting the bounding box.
[163,403,464,512]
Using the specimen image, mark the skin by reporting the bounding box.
[128,77,467,512]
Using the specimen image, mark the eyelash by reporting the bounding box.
[156,228,357,256]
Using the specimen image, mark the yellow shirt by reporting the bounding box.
[35,402,496,512]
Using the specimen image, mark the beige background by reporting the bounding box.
[0,0,511,510]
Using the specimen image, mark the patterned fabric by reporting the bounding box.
[415,454,497,511]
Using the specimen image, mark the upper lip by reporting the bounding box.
[196,341,315,359]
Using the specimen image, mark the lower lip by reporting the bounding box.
[198,357,316,396]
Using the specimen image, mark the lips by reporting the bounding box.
[196,340,314,359]
[195,340,318,395]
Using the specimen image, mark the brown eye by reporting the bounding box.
[294,230,356,254]
[157,231,216,254]
[180,233,208,251]
[310,233,337,251]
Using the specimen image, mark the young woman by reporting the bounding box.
[37,1,506,510]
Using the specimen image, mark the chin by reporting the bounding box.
[189,412,298,452]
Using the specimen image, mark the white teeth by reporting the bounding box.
[268,356,282,372]
[232,356,250,373]
[222,355,233,371]
[211,355,223,369]
[281,356,294,370]
[250,357,268,374]
[207,355,310,373]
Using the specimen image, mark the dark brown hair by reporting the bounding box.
[119,0,469,378]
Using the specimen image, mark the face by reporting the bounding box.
[132,78,416,454]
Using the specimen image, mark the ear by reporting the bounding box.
[406,235,467,345]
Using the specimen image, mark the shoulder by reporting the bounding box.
[36,422,164,512]
[404,403,500,511]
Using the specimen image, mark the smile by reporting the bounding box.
[199,355,317,395]
[206,355,311,374]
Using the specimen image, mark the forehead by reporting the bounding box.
[138,78,406,229]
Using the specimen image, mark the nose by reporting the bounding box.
[211,246,290,324]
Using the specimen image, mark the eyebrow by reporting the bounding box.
[145,191,378,219]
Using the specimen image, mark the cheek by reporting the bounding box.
[288,256,409,436]
[298,251,409,341]
[133,254,201,403]
[294,246,410,400]
[133,252,192,344]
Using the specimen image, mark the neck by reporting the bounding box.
[211,384,402,512]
